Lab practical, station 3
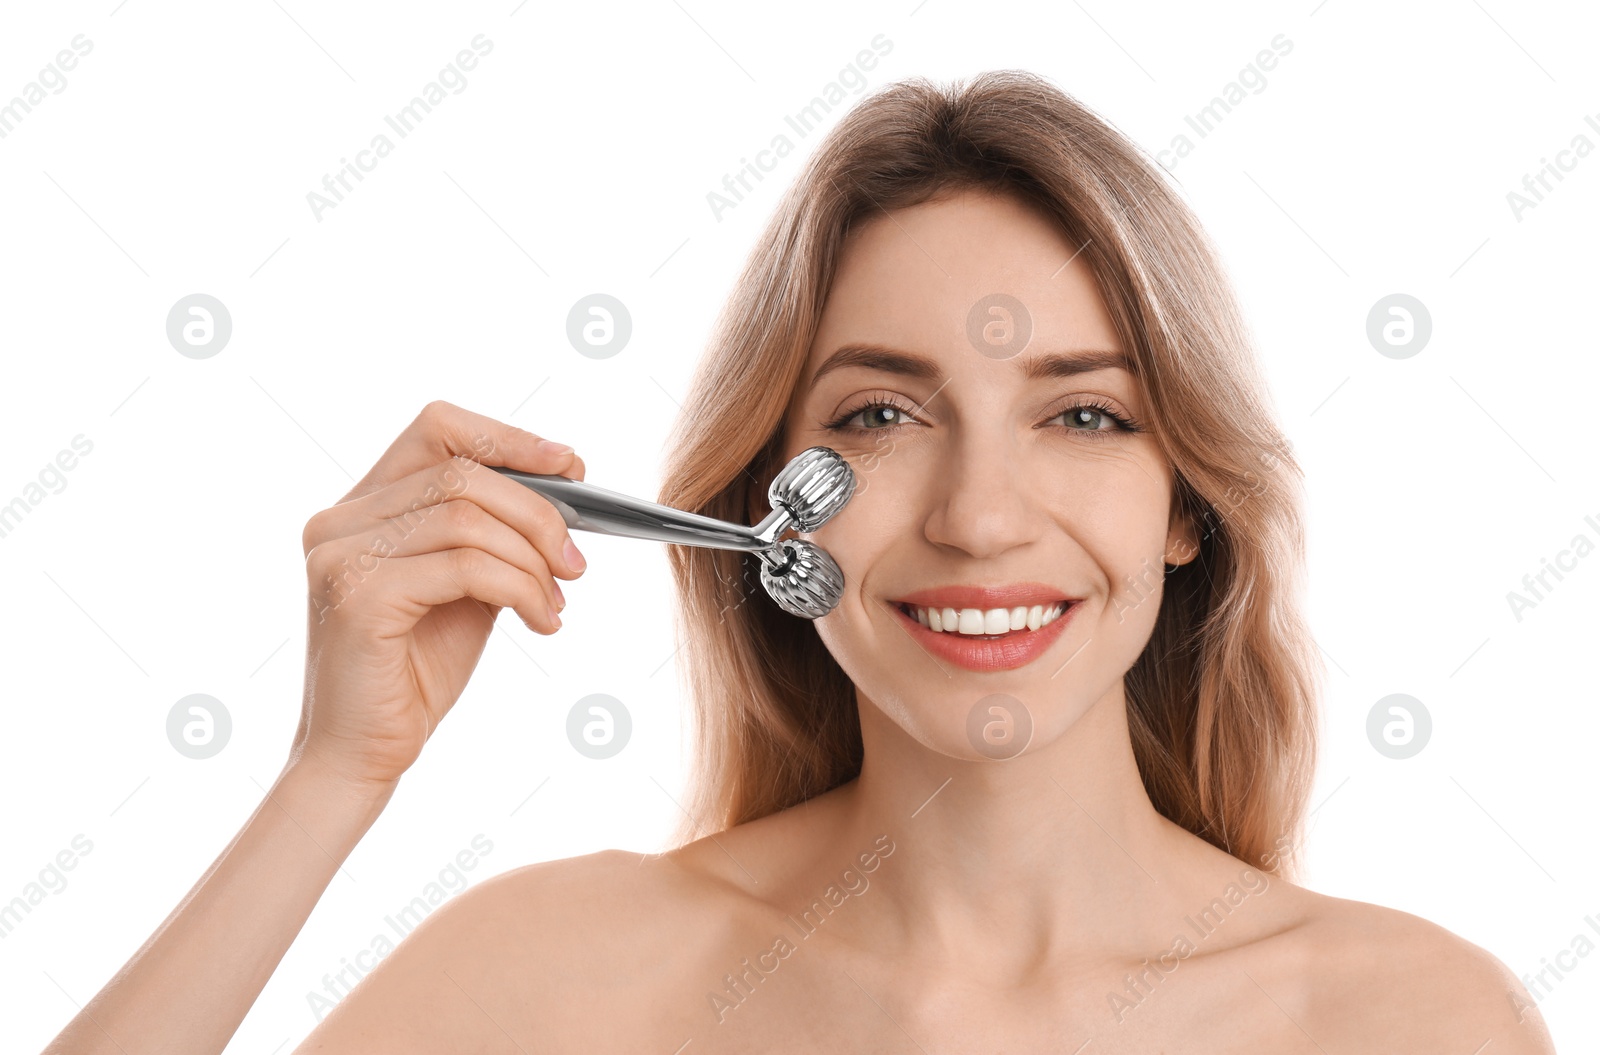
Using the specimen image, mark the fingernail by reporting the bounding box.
[563,537,586,572]
[539,439,573,456]
[553,581,566,610]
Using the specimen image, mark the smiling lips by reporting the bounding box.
[897,600,1071,637]
[889,597,1079,672]
[885,582,1083,672]
[890,581,1079,615]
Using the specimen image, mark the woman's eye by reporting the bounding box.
[856,405,909,429]
[1060,405,1123,431]
[827,401,915,431]
[826,399,1140,436]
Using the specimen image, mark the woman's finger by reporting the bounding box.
[310,544,561,635]
[308,495,565,618]
[338,399,582,504]
[302,455,587,587]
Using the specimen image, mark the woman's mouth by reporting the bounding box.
[894,600,1070,638]
[887,598,1080,672]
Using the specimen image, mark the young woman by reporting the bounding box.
[46,71,1555,1053]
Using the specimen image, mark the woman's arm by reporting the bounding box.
[39,401,589,1054]
[43,755,394,1055]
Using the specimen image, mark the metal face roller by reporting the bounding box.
[487,446,857,619]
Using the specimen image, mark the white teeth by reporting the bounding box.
[903,602,1067,636]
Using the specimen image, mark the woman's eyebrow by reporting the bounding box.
[808,343,1130,388]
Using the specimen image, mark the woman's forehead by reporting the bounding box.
[814,197,1118,373]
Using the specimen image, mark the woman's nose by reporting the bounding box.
[918,441,1050,558]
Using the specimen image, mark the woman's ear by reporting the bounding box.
[1164,506,1203,569]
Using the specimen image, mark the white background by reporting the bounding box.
[1,0,1596,1048]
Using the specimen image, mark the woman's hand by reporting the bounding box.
[293,399,588,790]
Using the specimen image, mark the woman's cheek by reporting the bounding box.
[1102,550,1170,630]
[842,434,907,499]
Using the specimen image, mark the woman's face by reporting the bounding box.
[777,188,1197,760]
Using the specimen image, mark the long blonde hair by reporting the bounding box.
[657,70,1321,880]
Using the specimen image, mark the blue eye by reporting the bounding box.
[825,395,1143,437]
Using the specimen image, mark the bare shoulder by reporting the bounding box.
[293,847,741,1052]
[1276,889,1556,1053]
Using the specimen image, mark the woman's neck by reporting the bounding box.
[822,680,1220,977]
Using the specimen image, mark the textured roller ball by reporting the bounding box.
[759,538,846,619]
[768,446,856,533]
